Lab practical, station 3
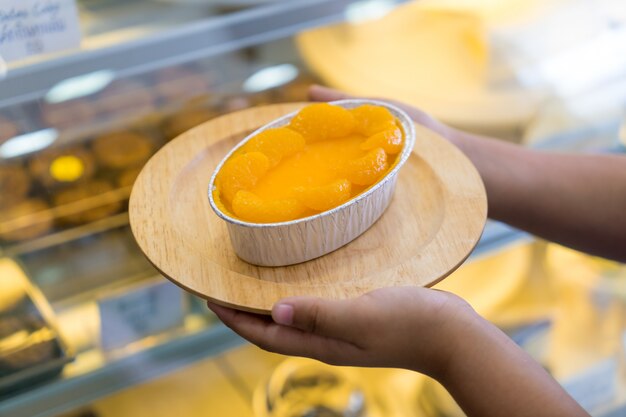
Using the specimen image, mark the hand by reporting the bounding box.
[206,86,596,417]
[207,286,478,379]
[207,87,480,376]
[208,288,591,417]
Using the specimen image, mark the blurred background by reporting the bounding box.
[0,1,625,416]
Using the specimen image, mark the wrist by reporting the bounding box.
[436,308,490,382]
[411,293,483,379]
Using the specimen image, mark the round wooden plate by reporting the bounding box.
[129,103,487,314]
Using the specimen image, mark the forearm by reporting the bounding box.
[449,129,626,262]
[308,85,625,260]
[433,310,589,417]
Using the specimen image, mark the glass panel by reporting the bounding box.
[6,0,262,70]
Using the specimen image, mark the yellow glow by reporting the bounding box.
[298,5,488,101]
[50,155,85,182]
[417,0,546,22]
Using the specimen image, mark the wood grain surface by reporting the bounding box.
[129,103,487,313]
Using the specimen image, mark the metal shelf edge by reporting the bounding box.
[0,324,245,417]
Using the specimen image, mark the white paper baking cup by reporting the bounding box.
[208,99,416,266]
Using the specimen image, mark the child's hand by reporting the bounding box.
[207,85,598,416]
[208,286,590,417]
[207,286,475,379]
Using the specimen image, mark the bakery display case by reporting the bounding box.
[0,0,625,416]
[42,240,626,417]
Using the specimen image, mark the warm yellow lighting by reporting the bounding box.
[50,155,85,182]
[418,0,545,22]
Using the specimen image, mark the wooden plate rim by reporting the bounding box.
[129,103,487,313]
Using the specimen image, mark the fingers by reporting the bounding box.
[272,296,365,343]
[207,301,274,337]
[207,301,363,365]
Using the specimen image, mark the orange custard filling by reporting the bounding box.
[214,103,404,223]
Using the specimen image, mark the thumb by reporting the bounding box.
[272,296,360,341]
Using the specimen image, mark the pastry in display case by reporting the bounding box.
[0,164,31,210]
[28,146,96,188]
[92,131,155,170]
[159,68,321,141]
[2,127,160,244]
[0,258,72,394]
[0,199,54,243]
[154,66,213,105]
[95,80,156,122]
[116,166,144,188]
[41,99,98,131]
[161,107,217,141]
[53,180,123,225]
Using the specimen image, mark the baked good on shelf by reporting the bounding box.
[96,80,156,120]
[92,131,154,169]
[0,165,31,209]
[0,316,60,375]
[162,107,216,141]
[0,258,70,391]
[53,180,123,225]
[28,146,96,187]
[155,67,212,104]
[0,115,19,145]
[0,198,54,242]
[41,99,97,130]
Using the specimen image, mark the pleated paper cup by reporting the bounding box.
[208,99,416,266]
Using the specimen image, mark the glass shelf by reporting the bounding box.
[0,219,527,417]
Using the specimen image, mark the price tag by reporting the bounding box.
[0,0,81,63]
[99,281,185,351]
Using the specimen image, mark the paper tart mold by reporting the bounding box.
[208,99,416,267]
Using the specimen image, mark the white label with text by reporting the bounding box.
[99,281,185,351]
[0,0,81,62]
